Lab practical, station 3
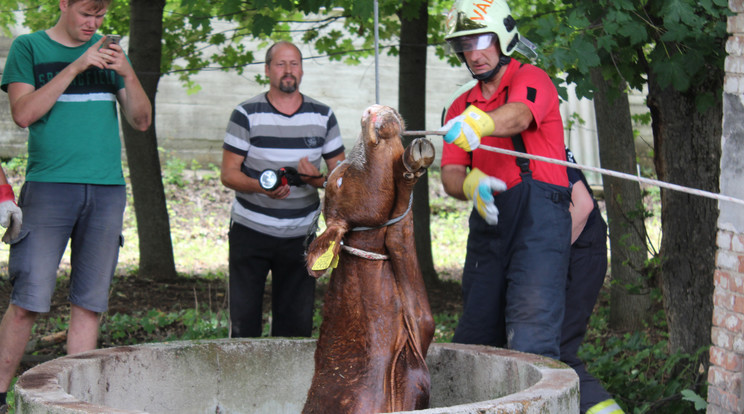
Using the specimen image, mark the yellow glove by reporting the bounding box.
[440,105,495,152]
[463,168,507,225]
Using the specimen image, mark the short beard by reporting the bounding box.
[279,77,297,93]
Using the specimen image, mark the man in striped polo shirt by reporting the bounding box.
[220,41,345,338]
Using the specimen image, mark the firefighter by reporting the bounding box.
[439,1,622,412]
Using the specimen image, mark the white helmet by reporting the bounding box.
[444,0,537,60]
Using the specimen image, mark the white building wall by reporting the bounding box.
[152,45,473,168]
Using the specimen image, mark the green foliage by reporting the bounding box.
[16,0,130,37]
[2,0,729,117]
[580,287,708,413]
[432,312,458,343]
[579,328,708,413]
[172,0,415,81]
[100,307,228,344]
[176,308,229,340]
[607,182,662,299]
[517,0,730,102]
[1,154,27,177]
[0,0,456,88]
[0,0,21,36]
[159,148,188,187]
[680,389,708,411]
[428,169,470,273]
[5,378,16,413]
[564,112,586,132]
[631,112,652,127]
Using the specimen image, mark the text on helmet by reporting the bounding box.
[471,0,495,21]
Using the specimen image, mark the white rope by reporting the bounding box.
[401,130,744,207]
[342,244,389,260]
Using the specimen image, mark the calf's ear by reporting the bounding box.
[306,223,346,278]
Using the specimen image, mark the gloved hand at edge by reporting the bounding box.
[462,168,506,225]
[439,105,495,152]
[0,184,22,243]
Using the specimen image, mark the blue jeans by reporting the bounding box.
[8,182,126,313]
[453,174,571,359]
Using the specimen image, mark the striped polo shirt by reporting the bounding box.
[223,93,345,238]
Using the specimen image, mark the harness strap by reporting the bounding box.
[502,69,531,174]
[511,133,531,173]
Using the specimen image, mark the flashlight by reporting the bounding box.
[259,167,308,191]
[259,169,285,191]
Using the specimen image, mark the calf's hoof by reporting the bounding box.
[403,138,435,178]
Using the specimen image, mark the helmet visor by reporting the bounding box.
[446,33,497,54]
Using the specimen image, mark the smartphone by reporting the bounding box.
[102,34,121,49]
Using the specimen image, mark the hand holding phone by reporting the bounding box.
[101,34,121,49]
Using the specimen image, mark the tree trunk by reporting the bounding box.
[647,69,720,361]
[123,0,177,280]
[590,68,653,331]
[398,0,439,287]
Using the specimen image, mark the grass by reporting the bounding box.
[429,173,471,278]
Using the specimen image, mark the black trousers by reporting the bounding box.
[453,174,572,359]
[228,222,315,338]
[560,210,612,413]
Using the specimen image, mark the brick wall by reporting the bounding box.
[708,2,744,413]
[709,232,744,413]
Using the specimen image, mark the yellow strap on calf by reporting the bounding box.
[311,241,339,271]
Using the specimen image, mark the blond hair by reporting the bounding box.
[66,0,112,11]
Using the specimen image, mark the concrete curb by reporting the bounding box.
[15,339,578,413]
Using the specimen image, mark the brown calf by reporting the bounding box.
[303,105,436,413]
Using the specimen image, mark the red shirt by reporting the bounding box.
[441,59,568,189]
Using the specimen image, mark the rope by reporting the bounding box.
[342,244,389,260]
[400,130,744,207]
[341,182,414,261]
[351,192,414,231]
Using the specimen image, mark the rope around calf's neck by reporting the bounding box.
[351,191,414,231]
[341,244,389,260]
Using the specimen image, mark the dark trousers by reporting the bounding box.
[228,222,315,338]
[453,174,572,359]
[560,211,612,413]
